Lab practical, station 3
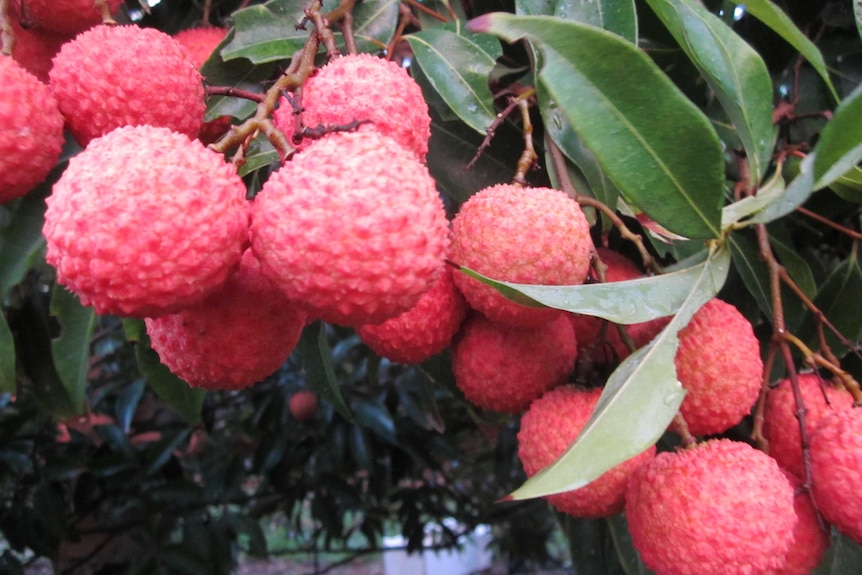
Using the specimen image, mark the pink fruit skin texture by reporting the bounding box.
[674,298,763,436]
[626,439,796,575]
[763,372,853,478]
[273,53,430,160]
[0,56,64,203]
[775,473,830,575]
[451,314,577,414]
[19,0,124,35]
[49,25,205,146]
[145,251,307,391]
[810,408,862,544]
[518,386,655,518]
[357,266,468,364]
[6,2,71,83]
[43,125,249,318]
[250,131,448,327]
[450,184,593,328]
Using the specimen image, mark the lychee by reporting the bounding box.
[250,131,448,326]
[49,25,205,145]
[0,56,64,204]
[625,439,797,575]
[674,298,763,436]
[6,3,70,83]
[763,372,853,478]
[776,472,830,575]
[289,390,319,422]
[451,313,577,414]
[356,266,468,364]
[19,0,124,36]
[272,53,430,160]
[43,125,249,318]
[450,184,593,328]
[809,407,862,544]
[517,386,655,517]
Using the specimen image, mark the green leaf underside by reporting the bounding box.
[472,13,724,239]
[748,153,815,224]
[50,288,97,414]
[729,232,772,320]
[829,167,862,203]
[721,168,784,227]
[554,0,637,44]
[0,312,14,395]
[298,322,353,423]
[645,0,775,184]
[813,83,862,190]
[509,243,731,500]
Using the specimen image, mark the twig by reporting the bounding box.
[796,206,862,241]
[0,0,14,56]
[466,97,520,170]
[205,85,266,103]
[512,93,537,187]
[401,0,449,22]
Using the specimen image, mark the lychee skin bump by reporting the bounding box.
[19,0,124,36]
[776,472,831,575]
[43,125,249,318]
[250,131,449,327]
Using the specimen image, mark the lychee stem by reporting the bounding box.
[512,91,538,187]
[783,332,862,404]
[95,0,117,26]
[0,0,14,56]
[669,413,697,447]
[467,86,527,170]
[205,86,265,103]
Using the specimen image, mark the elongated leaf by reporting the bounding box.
[645,0,775,184]
[829,167,862,204]
[469,13,724,239]
[298,321,353,422]
[0,312,14,395]
[49,288,96,414]
[508,244,730,499]
[721,169,784,227]
[351,0,400,53]
[0,189,48,298]
[221,1,310,63]
[516,0,556,15]
[813,83,862,189]
[749,154,815,224]
[553,0,637,43]
[798,256,862,352]
[728,232,772,319]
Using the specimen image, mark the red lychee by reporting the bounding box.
[273,53,430,160]
[19,0,124,35]
[776,473,831,575]
[517,386,655,518]
[763,372,853,478]
[250,131,448,327]
[356,266,468,364]
[0,56,64,204]
[145,250,307,390]
[625,439,797,575]
[43,125,249,318]
[6,3,71,83]
[450,184,593,328]
[289,390,319,422]
[809,407,862,544]
[674,298,763,436]
[49,25,204,145]
[451,313,577,414]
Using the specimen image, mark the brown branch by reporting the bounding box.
[95,0,117,25]
[512,93,537,187]
[796,206,862,241]
[385,3,413,62]
[752,342,780,451]
[0,0,14,56]
[466,97,520,170]
[401,0,449,22]
[205,85,266,103]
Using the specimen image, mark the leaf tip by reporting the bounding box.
[495,494,514,504]
[465,14,494,34]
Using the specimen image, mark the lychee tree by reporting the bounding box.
[1,0,862,574]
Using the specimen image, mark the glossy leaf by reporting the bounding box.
[508,244,730,500]
[829,167,862,204]
[0,190,48,298]
[0,312,13,395]
[351,0,400,54]
[201,43,280,122]
[554,0,636,43]
[813,83,862,189]
[49,287,96,414]
[469,13,724,239]
[645,0,775,184]
[220,0,310,63]
[298,321,353,422]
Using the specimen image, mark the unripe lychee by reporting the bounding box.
[451,314,577,413]
[50,25,205,145]
[356,266,468,364]
[776,473,830,575]
[763,372,853,478]
[145,250,307,390]
[809,407,862,544]
[20,0,124,35]
[273,53,430,160]
[250,131,448,326]
[517,386,655,517]
[450,185,593,327]
[626,439,796,575]
[0,56,64,204]
[43,125,249,318]
[289,390,319,422]
[674,298,763,436]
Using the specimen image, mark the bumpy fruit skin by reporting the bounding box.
[674,299,763,436]
[451,314,577,413]
[251,131,448,326]
[518,386,655,518]
[776,473,830,575]
[145,251,307,390]
[0,56,65,203]
[357,266,468,364]
[43,125,249,318]
[50,25,204,145]
[6,4,70,83]
[763,373,853,478]
[289,391,319,422]
[810,408,862,544]
[450,185,592,327]
[273,54,430,160]
[19,0,124,35]
[626,439,796,575]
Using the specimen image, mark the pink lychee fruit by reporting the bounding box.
[19,0,124,36]
[451,313,577,414]
[289,390,319,422]
[43,125,249,318]
[763,372,853,478]
[674,298,763,436]
[50,25,204,145]
[0,55,64,203]
[517,385,656,517]
[450,184,593,328]
[145,250,307,390]
[356,266,468,364]
[625,439,797,575]
[809,407,862,544]
[250,131,448,326]
[6,3,71,83]
[775,472,831,575]
[273,53,430,160]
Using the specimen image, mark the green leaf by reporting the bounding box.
[237,136,280,177]
[49,287,96,414]
[813,83,862,190]
[721,168,785,227]
[644,0,776,184]
[201,43,280,122]
[298,321,353,422]
[554,0,637,44]
[769,228,817,300]
[821,532,862,575]
[351,0,400,53]
[829,167,862,203]
[749,154,815,224]
[728,232,772,320]
[0,190,48,298]
[508,244,730,500]
[798,255,862,354]
[469,13,724,239]
[220,0,312,64]
[606,515,656,575]
[0,312,14,395]
[516,0,556,15]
